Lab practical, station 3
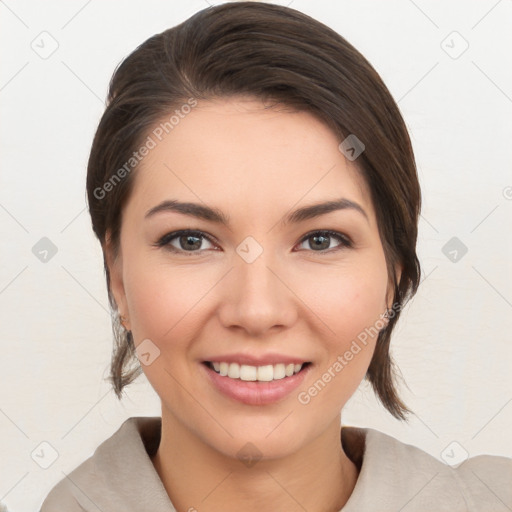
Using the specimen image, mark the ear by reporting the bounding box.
[384,261,402,319]
[104,229,130,331]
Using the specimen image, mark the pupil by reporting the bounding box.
[312,234,328,250]
[182,235,201,250]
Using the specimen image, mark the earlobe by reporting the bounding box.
[385,262,403,312]
[104,230,129,328]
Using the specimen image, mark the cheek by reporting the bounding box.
[124,263,202,343]
[299,256,389,344]
[295,263,388,410]
[122,263,206,399]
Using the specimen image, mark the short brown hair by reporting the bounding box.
[86,2,421,421]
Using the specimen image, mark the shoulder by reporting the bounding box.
[452,452,512,510]
[39,455,96,511]
[39,416,170,511]
[342,426,512,511]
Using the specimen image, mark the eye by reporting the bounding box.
[155,229,352,256]
[155,230,217,254]
[296,230,352,253]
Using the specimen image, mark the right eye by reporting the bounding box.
[155,230,218,255]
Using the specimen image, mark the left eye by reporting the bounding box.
[296,230,352,252]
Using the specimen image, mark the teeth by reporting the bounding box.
[209,361,305,381]
[273,364,286,379]
[257,365,273,382]
[240,365,257,381]
[228,362,240,379]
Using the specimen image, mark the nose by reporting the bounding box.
[217,247,298,337]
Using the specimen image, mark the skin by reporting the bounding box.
[107,96,398,512]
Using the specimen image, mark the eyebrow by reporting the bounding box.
[144,198,368,225]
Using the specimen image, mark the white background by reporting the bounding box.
[1,0,511,510]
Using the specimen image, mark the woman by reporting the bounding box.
[40,2,512,510]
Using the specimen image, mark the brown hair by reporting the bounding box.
[86,1,421,421]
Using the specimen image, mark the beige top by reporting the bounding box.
[40,416,512,511]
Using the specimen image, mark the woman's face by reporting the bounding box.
[108,97,393,460]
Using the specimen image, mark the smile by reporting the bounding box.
[201,359,312,405]
[205,361,309,382]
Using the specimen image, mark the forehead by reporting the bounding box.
[125,97,374,223]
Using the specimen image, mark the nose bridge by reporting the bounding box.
[237,244,276,295]
[220,237,296,334]
[236,242,280,306]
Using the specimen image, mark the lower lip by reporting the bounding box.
[201,363,311,405]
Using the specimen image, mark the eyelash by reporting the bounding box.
[154,229,353,256]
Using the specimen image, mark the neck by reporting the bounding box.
[152,411,359,512]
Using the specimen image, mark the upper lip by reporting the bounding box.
[203,353,310,366]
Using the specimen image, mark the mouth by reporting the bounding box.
[201,359,312,405]
[203,361,311,382]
